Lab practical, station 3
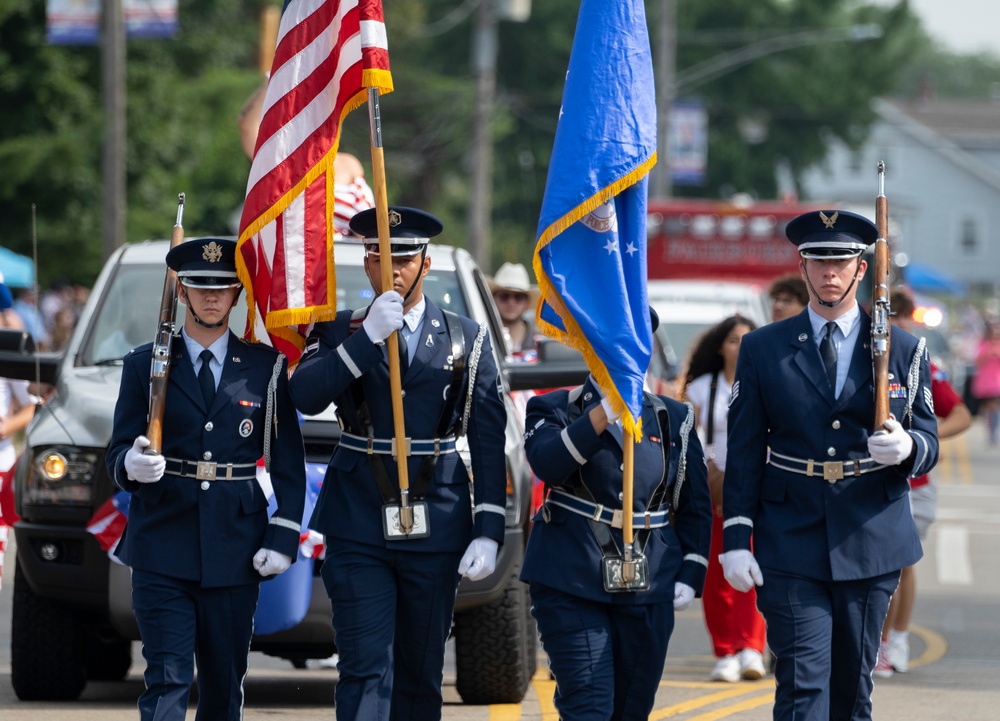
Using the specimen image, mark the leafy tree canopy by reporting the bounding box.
[2,0,997,285]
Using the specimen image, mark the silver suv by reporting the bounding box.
[3,238,574,704]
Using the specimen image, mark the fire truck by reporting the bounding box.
[646,198,819,283]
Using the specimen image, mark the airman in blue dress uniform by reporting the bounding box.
[107,237,306,721]
[288,207,508,721]
[520,310,713,721]
[720,210,939,721]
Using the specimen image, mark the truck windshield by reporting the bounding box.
[83,263,466,367]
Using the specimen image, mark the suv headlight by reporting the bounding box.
[24,447,100,506]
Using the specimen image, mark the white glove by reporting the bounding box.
[720,550,763,593]
[362,290,404,342]
[600,395,620,424]
[867,417,914,466]
[673,582,695,611]
[253,548,292,577]
[124,436,165,484]
[458,537,498,581]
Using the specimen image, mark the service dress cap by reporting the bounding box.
[166,237,242,289]
[786,209,878,259]
[350,206,444,257]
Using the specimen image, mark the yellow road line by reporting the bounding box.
[684,692,775,721]
[648,683,773,720]
[909,623,948,669]
[488,703,522,721]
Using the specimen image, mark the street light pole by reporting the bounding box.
[652,0,676,200]
[468,0,497,270]
[101,0,126,260]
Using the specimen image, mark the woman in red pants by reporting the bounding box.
[681,315,767,682]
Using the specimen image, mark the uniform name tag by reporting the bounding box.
[382,502,431,540]
[602,553,650,593]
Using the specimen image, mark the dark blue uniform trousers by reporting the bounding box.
[529,582,675,721]
[322,539,464,721]
[131,569,260,721]
[755,569,900,721]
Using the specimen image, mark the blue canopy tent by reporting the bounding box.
[0,246,35,288]
[903,261,965,296]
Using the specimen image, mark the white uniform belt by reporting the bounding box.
[768,451,887,483]
[339,432,457,457]
[164,458,258,481]
[547,488,670,530]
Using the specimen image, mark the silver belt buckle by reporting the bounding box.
[196,461,217,481]
[611,509,624,529]
[823,461,844,483]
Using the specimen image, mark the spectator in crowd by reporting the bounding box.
[0,278,38,592]
[767,274,808,322]
[681,315,767,682]
[488,262,540,355]
[874,289,972,677]
[13,288,50,350]
[970,318,1000,445]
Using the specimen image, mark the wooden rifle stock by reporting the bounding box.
[872,162,891,431]
[145,194,186,454]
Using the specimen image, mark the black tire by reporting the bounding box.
[11,562,87,700]
[85,627,132,681]
[453,567,537,705]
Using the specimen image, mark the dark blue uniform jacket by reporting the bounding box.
[289,297,508,553]
[520,378,713,604]
[723,310,938,581]
[107,332,306,587]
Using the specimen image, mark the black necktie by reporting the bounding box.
[397,329,409,375]
[820,321,838,392]
[198,349,216,408]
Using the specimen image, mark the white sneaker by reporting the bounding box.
[737,648,766,680]
[888,636,910,673]
[710,654,741,683]
[873,641,894,679]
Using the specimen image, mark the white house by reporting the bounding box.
[799,97,1000,296]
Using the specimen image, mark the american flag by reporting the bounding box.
[237,0,392,363]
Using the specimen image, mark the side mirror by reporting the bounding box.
[0,328,60,385]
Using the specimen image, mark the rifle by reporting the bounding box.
[145,194,185,454]
[872,162,891,431]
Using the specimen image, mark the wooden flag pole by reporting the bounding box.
[621,428,637,582]
[367,88,413,533]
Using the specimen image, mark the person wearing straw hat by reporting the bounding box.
[720,209,939,721]
[289,207,508,721]
[106,237,306,721]
[488,262,541,354]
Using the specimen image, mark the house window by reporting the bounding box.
[960,217,979,255]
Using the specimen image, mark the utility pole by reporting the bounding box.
[652,0,676,200]
[101,0,126,259]
[468,0,497,270]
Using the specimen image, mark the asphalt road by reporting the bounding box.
[2,420,999,720]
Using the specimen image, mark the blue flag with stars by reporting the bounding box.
[533,0,656,437]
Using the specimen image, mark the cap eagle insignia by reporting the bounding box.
[819,211,839,229]
[388,209,402,227]
[202,241,224,263]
